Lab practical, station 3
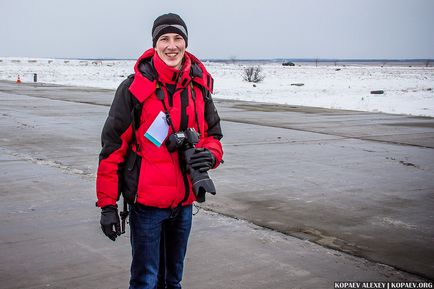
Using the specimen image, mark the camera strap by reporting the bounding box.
[155,81,201,135]
[156,82,176,133]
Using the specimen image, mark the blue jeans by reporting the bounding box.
[129,204,192,289]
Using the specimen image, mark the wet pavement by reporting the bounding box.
[0,80,433,288]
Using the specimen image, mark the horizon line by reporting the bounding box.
[1,56,433,62]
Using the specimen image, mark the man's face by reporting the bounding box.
[155,33,186,70]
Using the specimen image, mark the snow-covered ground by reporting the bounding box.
[1,57,433,116]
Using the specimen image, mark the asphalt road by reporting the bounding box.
[0,80,432,288]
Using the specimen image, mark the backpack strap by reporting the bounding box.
[190,62,214,94]
[190,82,202,136]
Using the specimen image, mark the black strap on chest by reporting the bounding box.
[155,82,177,133]
[190,82,201,136]
[178,85,191,206]
[155,81,201,135]
[179,87,189,131]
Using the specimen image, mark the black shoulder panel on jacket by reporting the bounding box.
[204,95,223,141]
[99,77,136,162]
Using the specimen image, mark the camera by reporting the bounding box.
[166,128,216,202]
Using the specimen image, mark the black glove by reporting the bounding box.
[100,205,121,241]
[188,148,215,173]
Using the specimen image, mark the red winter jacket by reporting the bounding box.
[96,49,223,208]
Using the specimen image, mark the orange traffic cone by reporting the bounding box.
[16,75,21,84]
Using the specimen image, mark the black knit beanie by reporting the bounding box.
[152,13,188,48]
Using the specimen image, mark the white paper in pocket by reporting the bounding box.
[144,111,169,147]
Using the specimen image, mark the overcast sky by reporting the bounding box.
[1,0,434,60]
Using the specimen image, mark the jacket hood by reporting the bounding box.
[129,48,214,103]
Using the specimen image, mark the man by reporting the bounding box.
[96,13,223,289]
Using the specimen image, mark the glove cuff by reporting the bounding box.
[210,150,216,168]
[101,204,118,212]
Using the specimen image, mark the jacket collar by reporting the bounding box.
[152,51,192,88]
[129,48,214,102]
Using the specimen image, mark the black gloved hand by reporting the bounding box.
[188,148,215,173]
[100,205,121,241]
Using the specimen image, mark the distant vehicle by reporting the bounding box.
[282,61,295,66]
